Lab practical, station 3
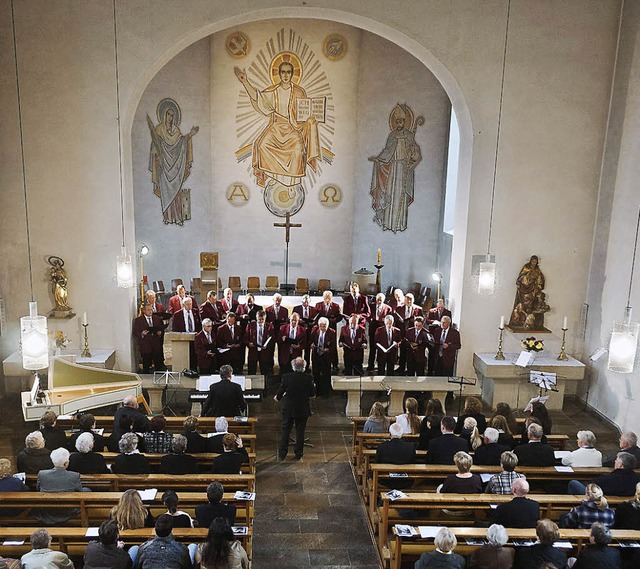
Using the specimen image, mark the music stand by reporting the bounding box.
[447,376,477,417]
[528,370,559,398]
[153,370,181,416]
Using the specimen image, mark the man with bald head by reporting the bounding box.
[494,478,540,528]
[113,394,150,432]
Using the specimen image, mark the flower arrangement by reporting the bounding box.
[521,336,544,353]
[54,330,70,349]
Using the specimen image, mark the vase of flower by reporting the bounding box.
[521,336,544,361]
[54,330,69,356]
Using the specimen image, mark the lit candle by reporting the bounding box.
[563,316,568,330]
[499,316,505,329]
[377,249,381,264]
[83,312,88,326]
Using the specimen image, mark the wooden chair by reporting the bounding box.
[295,278,309,294]
[317,278,331,292]
[365,283,377,296]
[218,277,223,291]
[265,275,279,292]
[190,277,201,293]
[152,280,165,293]
[228,276,242,291]
[170,278,183,291]
[410,281,422,296]
[246,276,261,293]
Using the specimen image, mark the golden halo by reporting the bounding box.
[270,52,303,85]
[388,104,414,132]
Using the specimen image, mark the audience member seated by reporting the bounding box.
[494,478,540,528]
[559,483,614,529]
[514,519,567,569]
[207,417,230,454]
[20,529,73,569]
[376,423,417,465]
[518,416,549,445]
[212,433,249,474]
[83,519,132,569]
[615,481,640,529]
[514,423,555,466]
[0,458,28,492]
[426,416,469,464]
[441,451,483,493]
[17,431,53,474]
[454,396,487,434]
[195,517,249,569]
[460,416,483,451]
[490,402,518,434]
[561,430,602,468]
[202,364,247,418]
[490,415,517,450]
[112,433,150,474]
[110,488,155,530]
[603,431,640,468]
[467,524,514,569]
[143,415,173,454]
[130,514,195,569]
[485,451,526,495]
[162,490,194,528]
[68,413,106,452]
[195,482,237,528]
[418,414,443,451]
[114,395,150,433]
[160,434,198,475]
[108,415,136,453]
[571,522,621,569]
[474,427,511,466]
[568,452,640,497]
[521,401,552,437]
[363,402,390,433]
[36,447,86,525]
[395,397,421,434]
[181,416,207,453]
[68,432,110,474]
[414,527,465,569]
[38,411,68,453]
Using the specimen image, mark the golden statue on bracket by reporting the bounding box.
[508,255,550,332]
[48,256,75,319]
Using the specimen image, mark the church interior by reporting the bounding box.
[2,0,640,567]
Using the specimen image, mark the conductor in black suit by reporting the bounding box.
[425,416,469,464]
[514,422,555,466]
[275,357,315,461]
[494,478,540,528]
[202,365,247,418]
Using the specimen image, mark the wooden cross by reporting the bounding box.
[273,212,302,244]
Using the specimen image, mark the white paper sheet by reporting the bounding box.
[137,488,158,501]
[418,526,445,538]
[555,466,574,473]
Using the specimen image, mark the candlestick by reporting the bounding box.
[81,323,92,358]
[557,327,568,361]
[563,316,568,330]
[374,263,384,295]
[499,315,505,330]
[495,325,505,360]
[83,311,88,326]
[377,248,381,264]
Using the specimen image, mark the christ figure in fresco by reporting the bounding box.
[234,61,321,188]
[369,104,422,233]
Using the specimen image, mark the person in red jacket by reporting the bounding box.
[339,313,367,375]
[374,314,402,376]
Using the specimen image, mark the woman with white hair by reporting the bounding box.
[561,430,602,467]
[111,433,150,474]
[68,432,110,474]
[17,431,53,473]
[467,524,514,569]
[207,416,229,453]
[414,527,465,568]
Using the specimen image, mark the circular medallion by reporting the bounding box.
[226,182,250,206]
[323,34,348,61]
[226,31,250,58]
[318,184,342,208]
[263,181,305,217]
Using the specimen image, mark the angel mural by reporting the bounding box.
[147,98,199,225]
[369,104,423,233]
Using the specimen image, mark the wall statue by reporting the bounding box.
[48,256,74,318]
[508,255,550,331]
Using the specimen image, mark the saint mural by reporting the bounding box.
[369,104,423,233]
[234,30,334,217]
[508,255,551,330]
[147,98,199,225]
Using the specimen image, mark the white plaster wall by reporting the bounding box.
[351,31,450,292]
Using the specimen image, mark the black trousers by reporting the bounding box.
[313,353,332,395]
[141,350,166,374]
[278,414,308,459]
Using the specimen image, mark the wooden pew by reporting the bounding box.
[389,526,640,569]
[25,473,255,493]
[98,452,256,475]
[56,416,258,435]
[0,491,254,528]
[0,526,252,559]
[377,492,631,554]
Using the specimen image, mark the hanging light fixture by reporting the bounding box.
[608,208,640,373]
[112,0,134,289]
[432,271,442,300]
[479,0,511,295]
[11,0,49,371]
[138,244,150,303]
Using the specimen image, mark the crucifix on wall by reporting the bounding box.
[274,212,302,289]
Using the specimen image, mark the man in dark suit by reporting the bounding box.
[514,423,556,466]
[426,298,452,324]
[474,427,510,466]
[602,431,640,468]
[339,313,367,375]
[426,416,469,464]
[133,303,166,374]
[310,317,337,396]
[202,364,247,418]
[293,294,318,367]
[374,315,402,376]
[275,357,315,461]
[342,282,370,327]
[195,482,236,528]
[376,422,417,464]
[194,318,217,374]
[494,478,540,528]
[367,293,393,371]
[569,451,640,496]
[245,310,275,376]
[215,312,243,373]
[404,316,430,376]
[113,395,150,432]
[430,316,461,376]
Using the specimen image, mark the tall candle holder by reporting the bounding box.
[495,326,505,360]
[557,327,569,361]
[374,264,384,294]
[81,324,92,358]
